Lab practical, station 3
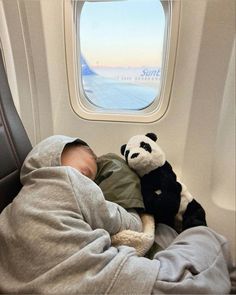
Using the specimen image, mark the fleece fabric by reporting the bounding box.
[0,135,159,294]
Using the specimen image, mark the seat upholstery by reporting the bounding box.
[0,51,32,213]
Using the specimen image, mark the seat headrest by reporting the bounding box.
[0,51,32,213]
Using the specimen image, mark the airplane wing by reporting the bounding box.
[82,75,158,110]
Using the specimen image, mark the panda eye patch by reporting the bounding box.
[125,150,130,161]
[140,142,152,153]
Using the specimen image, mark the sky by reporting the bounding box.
[79,0,165,68]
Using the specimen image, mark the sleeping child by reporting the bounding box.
[0,135,232,294]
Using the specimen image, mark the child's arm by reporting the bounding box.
[67,168,142,235]
[100,201,143,234]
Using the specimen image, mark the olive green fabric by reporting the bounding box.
[145,242,163,259]
[95,153,145,210]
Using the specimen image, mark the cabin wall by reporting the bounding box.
[0,0,235,261]
[180,0,235,262]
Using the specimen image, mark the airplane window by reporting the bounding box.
[79,0,165,111]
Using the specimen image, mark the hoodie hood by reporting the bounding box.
[20,135,88,184]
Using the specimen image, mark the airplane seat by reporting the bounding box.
[0,51,32,213]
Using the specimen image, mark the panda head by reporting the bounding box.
[121,133,166,177]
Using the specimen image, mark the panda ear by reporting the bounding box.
[145,133,158,142]
[120,144,127,156]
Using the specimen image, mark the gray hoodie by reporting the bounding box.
[0,135,159,294]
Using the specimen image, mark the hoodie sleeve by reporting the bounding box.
[67,168,142,235]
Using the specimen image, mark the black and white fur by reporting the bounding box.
[121,133,207,232]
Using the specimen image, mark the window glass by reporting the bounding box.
[79,0,165,110]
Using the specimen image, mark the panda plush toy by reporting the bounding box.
[121,133,207,232]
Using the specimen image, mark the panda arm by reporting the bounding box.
[141,188,181,217]
[159,162,182,194]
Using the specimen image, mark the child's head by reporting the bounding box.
[61,142,97,180]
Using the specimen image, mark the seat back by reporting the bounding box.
[0,51,32,213]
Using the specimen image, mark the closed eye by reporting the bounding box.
[140,141,152,153]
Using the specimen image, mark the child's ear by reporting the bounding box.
[120,144,127,156]
[145,133,158,142]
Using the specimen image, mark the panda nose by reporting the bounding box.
[131,153,139,159]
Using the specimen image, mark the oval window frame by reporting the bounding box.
[64,0,181,123]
